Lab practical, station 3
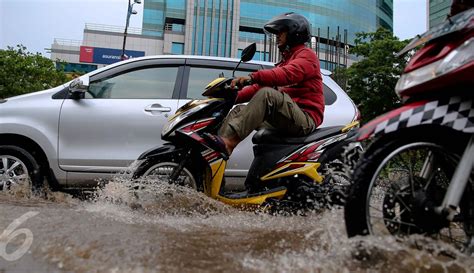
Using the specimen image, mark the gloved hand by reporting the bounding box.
[227,86,238,104]
[230,76,253,89]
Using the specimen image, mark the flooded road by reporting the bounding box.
[1,178,473,273]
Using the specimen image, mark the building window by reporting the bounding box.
[172,23,184,32]
[171,42,184,55]
[165,23,185,32]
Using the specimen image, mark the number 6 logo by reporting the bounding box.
[0,211,39,261]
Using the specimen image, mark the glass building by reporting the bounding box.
[428,0,451,28]
[142,0,393,69]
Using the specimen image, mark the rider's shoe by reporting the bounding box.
[202,133,229,158]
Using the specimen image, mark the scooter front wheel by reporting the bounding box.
[344,129,473,252]
[134,160,199,190]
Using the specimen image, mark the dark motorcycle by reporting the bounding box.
[344,7,474,252]
[133,43,361,211]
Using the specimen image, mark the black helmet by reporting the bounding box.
[264,12,311,46]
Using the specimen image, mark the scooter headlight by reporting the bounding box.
[161,103,209,137]
[396,37,474,94]
[435,36,474,76]
[162,116,182,137]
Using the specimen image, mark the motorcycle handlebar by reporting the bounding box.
[224,78,253,90]
[224,84,240,90]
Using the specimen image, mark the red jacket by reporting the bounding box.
[236,44,324,127]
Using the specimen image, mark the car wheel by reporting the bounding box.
[0,145,44,192]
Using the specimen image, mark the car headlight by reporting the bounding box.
[396,37,474,94]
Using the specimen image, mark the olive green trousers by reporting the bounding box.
[218,87,316,140]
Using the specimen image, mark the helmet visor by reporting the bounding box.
[263,23,287,35]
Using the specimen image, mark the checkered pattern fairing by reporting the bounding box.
[374,96,474,136]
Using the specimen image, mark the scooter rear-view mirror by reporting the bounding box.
[240,43,256,62]
[232,43,256,77]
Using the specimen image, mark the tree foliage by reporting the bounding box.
[334,28,411,123]
[0,45,68,99]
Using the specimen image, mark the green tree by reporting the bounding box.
[0,45,68,99]
[335,28,411,123]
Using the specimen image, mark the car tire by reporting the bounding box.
[0,145,44,193]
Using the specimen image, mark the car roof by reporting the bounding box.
[87,55,332,77]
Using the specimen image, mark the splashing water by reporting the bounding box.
[1,167,473,272]
[0,177,77,205]
[88,174,236,217]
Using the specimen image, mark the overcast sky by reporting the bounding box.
[0,0,427,56]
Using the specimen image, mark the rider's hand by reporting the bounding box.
[230,76,252,89]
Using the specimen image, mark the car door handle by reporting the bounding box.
[144,104,171,113]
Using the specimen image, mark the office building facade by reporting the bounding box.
[51,0,392,72]
[143,0,393,66]
[428,0,451,28]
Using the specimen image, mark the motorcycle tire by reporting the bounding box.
[133,156,203,191]
[344,127,473,251]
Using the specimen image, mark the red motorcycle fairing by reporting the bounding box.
[357,96,474,141]
[177,118,216,135]
[175,117,227,163]
[274,132,349,169]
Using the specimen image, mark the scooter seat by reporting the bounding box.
[252,126,344,145]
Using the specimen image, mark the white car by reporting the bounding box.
[0,55,358,191]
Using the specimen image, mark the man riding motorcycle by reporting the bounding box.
[133,12,361,208]
[205,12,324,158]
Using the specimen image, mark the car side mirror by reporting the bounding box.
[68,76,89,99]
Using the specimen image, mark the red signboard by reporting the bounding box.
[79,46,94,63]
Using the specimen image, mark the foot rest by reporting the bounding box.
[222,186,287,199]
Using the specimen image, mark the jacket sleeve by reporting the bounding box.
[251,50,317,87]
[236,83,260,103]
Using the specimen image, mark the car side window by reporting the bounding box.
[87,66,178,99]
[323,84,337,105]
[187,67,254,99]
